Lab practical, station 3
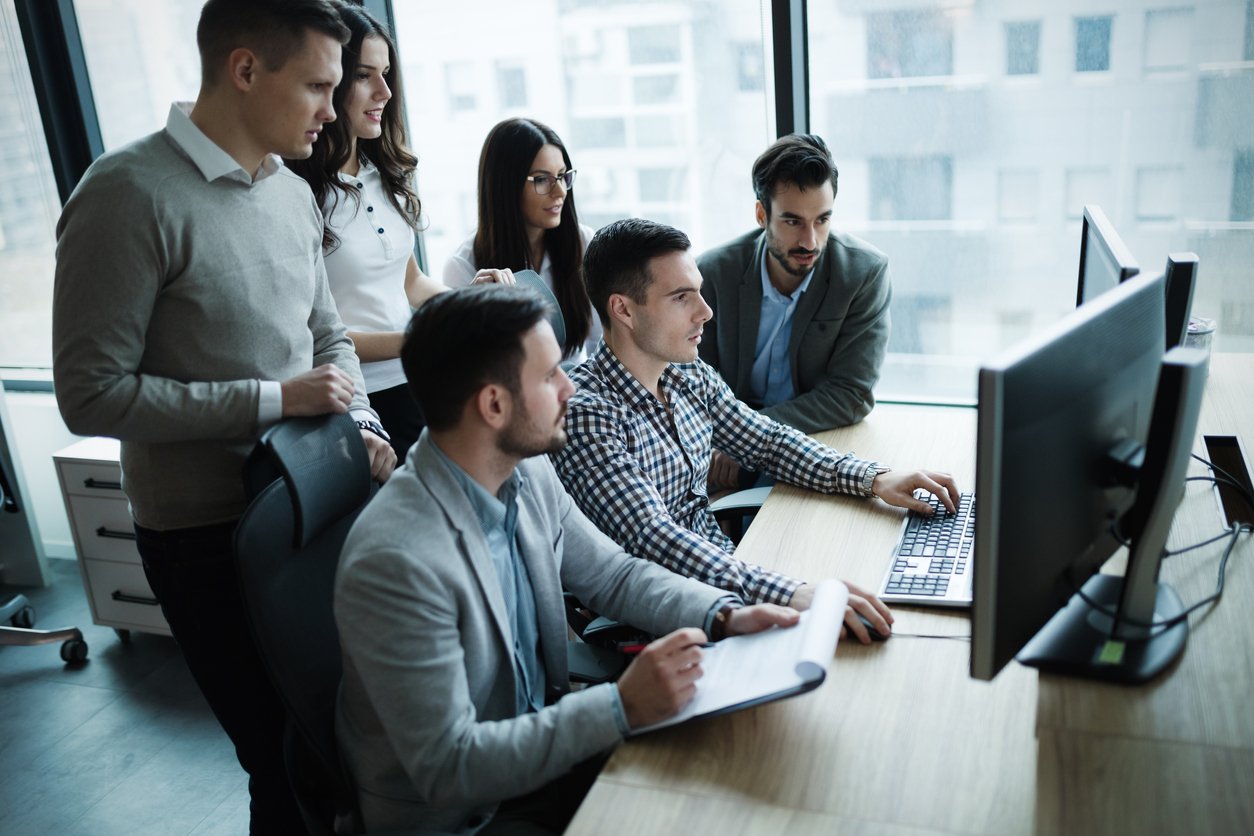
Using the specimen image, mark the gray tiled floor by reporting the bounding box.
[1,559,250,834]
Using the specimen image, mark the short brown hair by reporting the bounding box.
[196,0,349,86]
[751,134,839,218]
[402,286,549,432]
[583,218,691,330]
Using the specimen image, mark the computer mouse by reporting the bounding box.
[855,613,890,642]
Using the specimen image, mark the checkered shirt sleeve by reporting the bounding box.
[691,362,877,495]
[553,348,855,605]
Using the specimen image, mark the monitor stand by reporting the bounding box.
[1017,573,1187,684]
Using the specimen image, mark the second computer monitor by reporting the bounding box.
[972,269,1185,683]
[1076,205,1140,307]
[1163,252,1199,351]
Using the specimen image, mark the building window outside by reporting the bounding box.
[1065,168,1114,220]
[866,9,953,79]
[1143,9,1192,73]
[496,62,528,109]
[1006,21,1041,76]
[869,156,952,221]
[445,61,477,113]
[628,25,682,65]
[633,74,680,105]
[1135,166,1182,223]
[735,41,764,91]
[1245,0,1254,60]
[1075,16,1113,73]
[1233,151,1254,222]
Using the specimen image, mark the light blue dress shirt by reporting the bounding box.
[430,443,546,715]
[747,247,815,409]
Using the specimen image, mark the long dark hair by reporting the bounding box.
[285,2,419,252]
[473,118,590,356]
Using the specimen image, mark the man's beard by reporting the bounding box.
[498,403,568,458]
[766,230,819,279]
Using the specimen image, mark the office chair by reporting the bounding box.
[235,413,376,835]
[709,486,772,544]
[1,457,89,663]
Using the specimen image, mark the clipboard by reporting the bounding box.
[631,579,849,735]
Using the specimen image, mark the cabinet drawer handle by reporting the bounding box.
[111,590,159,607]
[84,478,123,490]
[95,526,137,541]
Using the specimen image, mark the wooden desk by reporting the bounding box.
[569,353,1254,836]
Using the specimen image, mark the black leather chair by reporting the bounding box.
[234,413,376,835]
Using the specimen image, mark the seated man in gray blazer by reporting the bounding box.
[334,285,796,835]
[697,134,891,488]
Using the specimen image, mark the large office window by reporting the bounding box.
[0,0,62,369]
[809,0,1254,401]
[392,0,771,272]
[73,0,201,151]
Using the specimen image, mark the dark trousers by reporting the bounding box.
[134,520,305,835]
[368,382,425,462]
[480,751,609,835]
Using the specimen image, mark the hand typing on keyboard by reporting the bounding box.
[870,468,960,515]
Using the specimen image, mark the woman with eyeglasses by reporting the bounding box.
[443,118,601,361]
[286,4,443,461]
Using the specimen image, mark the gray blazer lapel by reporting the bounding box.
[411,439,515,654]
[735,233,767,392]
[514,485,568,688]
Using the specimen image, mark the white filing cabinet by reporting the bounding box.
[53,437,171,638]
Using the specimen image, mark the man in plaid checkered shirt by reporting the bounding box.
[551,218,959,643]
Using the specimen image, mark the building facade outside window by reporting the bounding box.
[810,0,1254,401]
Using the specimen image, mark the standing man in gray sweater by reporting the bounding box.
[52,2,394,831]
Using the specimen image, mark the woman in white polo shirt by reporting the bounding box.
[287,4,443,460]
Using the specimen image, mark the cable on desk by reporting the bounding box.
[1070,522,1252,633]
[885,632,971,642]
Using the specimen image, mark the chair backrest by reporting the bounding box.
[234,414,376,834]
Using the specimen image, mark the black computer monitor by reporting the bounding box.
[971,270,1210,683]
[1076,205,1140,306]
[1163,252,1199,351]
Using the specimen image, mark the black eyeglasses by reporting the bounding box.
[525,170,577,195]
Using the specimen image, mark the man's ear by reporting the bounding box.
[606,293,634,334]
[754,200,768,229]
[474,383,511,431]
[226,47,261,92]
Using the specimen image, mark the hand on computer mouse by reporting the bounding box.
[839,581,892,644]
[854,612,889,642]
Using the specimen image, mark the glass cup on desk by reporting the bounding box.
[1183,316,1215,353]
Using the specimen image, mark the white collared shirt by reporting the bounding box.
[165,102,282,185]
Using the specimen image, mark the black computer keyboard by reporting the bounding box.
[878,492,975,606]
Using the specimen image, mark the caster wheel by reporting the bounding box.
[114,628,132,644]
[11,605,35,629]
[61,639,89,663]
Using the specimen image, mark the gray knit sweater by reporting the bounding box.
[53,127,371,530]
